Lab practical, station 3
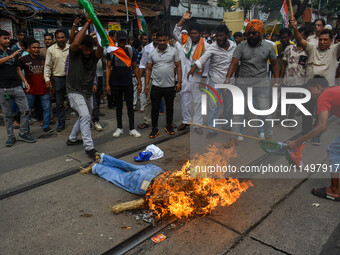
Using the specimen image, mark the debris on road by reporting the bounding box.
[151,234,166,243]
[121,226,131,229]
[80,213,92,217]
[312,203,320,207]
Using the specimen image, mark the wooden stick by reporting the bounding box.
[288,0,294,19]
[188,123,261,141]
[111,198,146,214]
[269,20,278,40]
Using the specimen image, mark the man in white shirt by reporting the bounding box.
[173,11,210,134]
[188,25,236,138]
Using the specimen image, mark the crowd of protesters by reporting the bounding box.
[0,12,340,200]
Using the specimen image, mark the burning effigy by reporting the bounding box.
[81,146,253,219]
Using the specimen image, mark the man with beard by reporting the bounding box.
[40,33,55,59]
[44,29,69,132]
[65,14,103,160]
[173,11,210,133]
[225,20,280,147]
[145,32,182,138]
[188,25,236,138]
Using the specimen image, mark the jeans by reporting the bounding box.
[53,76,66,127]
[111,85,134,130]
[92,76,103,123]
[207,79,233,132]
[232,85,272,138]
[68,93,94,151]
[150,85,175,129]
[0,87,30,138]
[26,94,51,129]
[92,153,164,195]
[328,136,340,173]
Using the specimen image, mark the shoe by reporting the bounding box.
[85,148,98,161]
[43,127,54,133]
[311,137,321,146]
[165,125,175,135]
[172,123,177,129]
[94,122,103,132]
[113,128,123,137]
[5,137,16,147]
[129,129,141,138]
[149,128,159,138]
[138,123,150,129]
[56,125,65,132]
[18,134,36,143]
[206,132,217,139]
[194,128,203,135]
[177,123,189,131]
[134,151,153,162]
[258,132,265,139]
[237,136,244,141]
[223,138,239,148]
[66,139,83,145]
[98,112,105,117]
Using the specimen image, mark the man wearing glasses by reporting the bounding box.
[307,19,325,46]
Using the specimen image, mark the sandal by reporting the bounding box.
[311,187,340,202]
[138,123,150,129]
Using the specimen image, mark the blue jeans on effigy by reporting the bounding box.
[231,85,272,138]
[207,78,233,132]
[328,136,340,173]
[92,153,164,195]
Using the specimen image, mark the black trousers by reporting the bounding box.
[150,85,175,129]
[92,76,103,122]
[111,85,134,130]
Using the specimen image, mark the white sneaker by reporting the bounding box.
[113,128,123,137]
[237,136,244,141]
[258,132,265,139]
[94,122,103,131]
[129,129,141,138]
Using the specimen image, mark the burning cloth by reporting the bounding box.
[92,153,164,196]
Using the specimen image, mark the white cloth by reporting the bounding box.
[139,42,156,69]
[144,144,164,160]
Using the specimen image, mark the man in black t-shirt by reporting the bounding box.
[65,15,103,161]
[0,29,36,147]
[105,31,142,138]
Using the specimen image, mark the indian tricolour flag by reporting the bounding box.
[135,0,147,33]
[243,18,249,30]
[278,0,289,28]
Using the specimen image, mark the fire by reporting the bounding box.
[146,144,253,219]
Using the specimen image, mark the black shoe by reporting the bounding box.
[5,137,16,147]
[206,132,217,139]
[149,128,159,138]
[165,125,175,135]
[43,127,54,133]
[18,134,36,143]
[86,148,98,161]
[56,125,65,132]
[66,139,83,146]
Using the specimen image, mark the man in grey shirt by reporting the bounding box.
[226,19,280,147]
[145,32,182,138]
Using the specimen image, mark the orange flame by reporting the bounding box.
[146,145,253,219]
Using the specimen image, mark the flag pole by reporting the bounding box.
[269,20,278,40]
[288,0,294,19]
[125,0,129,22]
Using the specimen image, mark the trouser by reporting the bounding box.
[26,94,51,129]
[0,87,30,138]
[92,76,103,123]
[133,77,147,111]
[207,79,233,132]
[150,85,175,129]
[231,85,272,138]
[111,85,134,130]
[68,93,94,151]
[92,153,164,195]
[34,98,43,121]
[180,81,203,125]
[143,79,152,125]
[328,136,340,173]
[53,76,66,127]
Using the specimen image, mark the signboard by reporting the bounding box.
[33,28,46,46]
[108,22,121,31]
[0,19,13,38]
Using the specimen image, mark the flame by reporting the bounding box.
[146,144,253,219]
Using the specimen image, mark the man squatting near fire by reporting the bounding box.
[81,153,164,196]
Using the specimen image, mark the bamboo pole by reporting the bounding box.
[188,123,261,141]
[111,198,145,214]
[269,20,278,40]
[288,0,294,19]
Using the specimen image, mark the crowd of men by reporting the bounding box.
[0,12,339,200]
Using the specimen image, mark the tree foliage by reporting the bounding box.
[217,0,237,10]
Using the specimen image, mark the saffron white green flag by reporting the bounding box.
[278,0,289,28]
[135,0,147,33]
